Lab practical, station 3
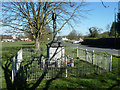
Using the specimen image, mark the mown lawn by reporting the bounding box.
[27,73,120,89]
[1,41,120,89]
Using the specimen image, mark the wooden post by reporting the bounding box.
[65,57,68,77]
[109,55,112,72]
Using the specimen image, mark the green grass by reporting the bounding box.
[1,41,35,88]
[26,73,119,89]
[1,41,50,89]
[1,41,120,89]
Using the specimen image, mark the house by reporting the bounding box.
[20,38,32,41]
[12,35,17,39]
[1,35,21,42]
[2,39,15,42]
[1,35,32,42]
[62,37,68,41]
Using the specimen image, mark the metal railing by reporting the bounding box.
[77,48,112,72]
[12,47,112,81]
[66,47,112,72]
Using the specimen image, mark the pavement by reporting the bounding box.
[60,41,120,56]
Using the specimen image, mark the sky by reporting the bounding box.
[58,2,119,36]
[1,1,120,36]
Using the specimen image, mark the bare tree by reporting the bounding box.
[2,1,88,51]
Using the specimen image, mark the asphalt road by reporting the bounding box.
[61,41,120,56]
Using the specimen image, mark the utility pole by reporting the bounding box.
[115,8,117,38]
[118,1,120,37]
[52,10,57,41]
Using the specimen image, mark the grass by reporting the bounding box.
[26,73,119,89]
[1,41,120,89]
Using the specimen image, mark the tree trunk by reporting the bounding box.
[35,38,40,52]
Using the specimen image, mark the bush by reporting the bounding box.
[81,38,120,49]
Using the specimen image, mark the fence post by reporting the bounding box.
[77,47,78,58]
[65,57,67,77]
[92,50,94,64]
[109,55,112,72]
[71,58,74,67]
[21,48,23,60]
[104,57,107,71]
[85,49,88,61]
[16,48,23,71]
[42,57,45,68]
[12,57,15,82]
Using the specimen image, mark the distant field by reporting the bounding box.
[1,41,120,89]
[2,41,35,48]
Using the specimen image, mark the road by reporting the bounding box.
[61,41,120,56]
